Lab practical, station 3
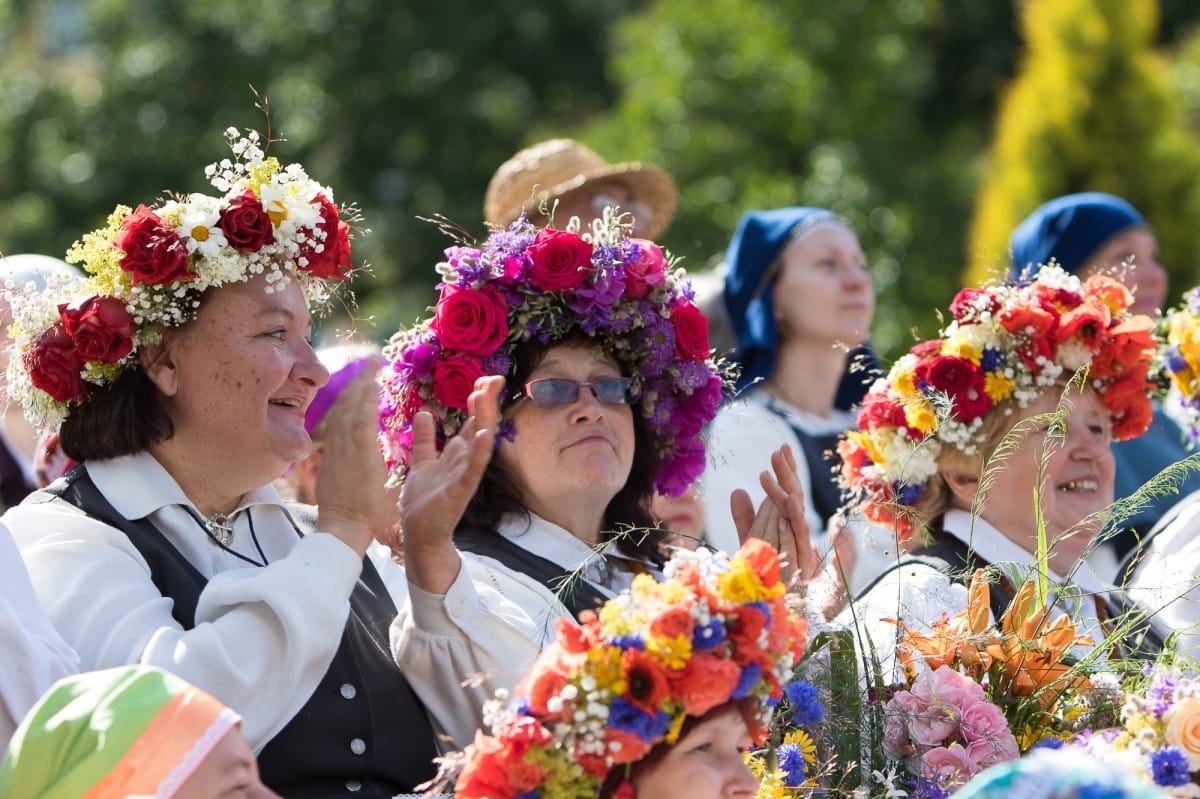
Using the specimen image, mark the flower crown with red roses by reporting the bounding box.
[379,213,727,497]
[838,264,1156,539]
[5,127,355,429]
[451,539,808,799]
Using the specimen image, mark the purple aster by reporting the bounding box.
[1150,747,1191,787]
[1186,286,1200,313]
[776,743,808,788]
[785,681,825,727]
[571,270,626,316]
[1145,674,1179,717]
[731,663,762,700]
[637,310,676,378]
[1166,347,1189,376]
[906,776,951,799]
[481,351,512,377]
[608,697,671,742]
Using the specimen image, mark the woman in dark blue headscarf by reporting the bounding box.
[1009,191,1194,566]
[702,208,889,595]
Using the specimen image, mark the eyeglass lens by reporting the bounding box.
[525,377,634,406]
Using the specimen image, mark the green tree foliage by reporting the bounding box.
[967,0,1200,291]
[0,0,635,340]
[578,0,1023,356]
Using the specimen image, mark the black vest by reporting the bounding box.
[761,399,845,529]
[44,468,438,799]
[454,527,608,620]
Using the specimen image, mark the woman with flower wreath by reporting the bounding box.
[444,538,809,799]
[379,215,813,743]
[835,265,1165,680]
[2,129,465,797]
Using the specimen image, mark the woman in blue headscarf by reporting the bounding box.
[701,208,890,597]
[1009,191,1197,569]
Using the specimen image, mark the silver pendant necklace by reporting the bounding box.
[205,513,236,547]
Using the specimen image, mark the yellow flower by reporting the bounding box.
[893,367,920,398]
[781,729,817,764]
[718,558,779,603]
[984,371,1014,402]
[646,633,692,670]
[943,337,982,363]
[846,430,885,467]
[586,646,625,692]
[904,398,938,435]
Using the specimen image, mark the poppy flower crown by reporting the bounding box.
[453,539,808,799]
[838,264,1156,539]
[1159,285,1200,440]
[379,214,727,497]
[5,127,355,430]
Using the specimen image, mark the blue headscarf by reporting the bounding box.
[723,207,843,392]
[1009,192,1144,280]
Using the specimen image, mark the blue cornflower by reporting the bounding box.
[1150,747,1191,787]
[907,776,951,799]
[692,618,726,651]
[609,635,645,651]
[1030,737,1064,750]
[776,743,807,788]
[731,663,761,700]
[784,681,825,726]
[980,347,1006,372]
[608,697,671,742]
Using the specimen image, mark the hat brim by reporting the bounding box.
[520,162,678,240]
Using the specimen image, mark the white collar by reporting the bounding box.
[87,452,286,520]
[941,508,1112,595]
[497,512,615,572]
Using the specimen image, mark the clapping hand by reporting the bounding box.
[730,444,816,587]
[401,375,504,593]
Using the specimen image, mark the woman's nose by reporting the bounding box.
[569,385,606,423]
[726,757,761,797]
[295,344,330,388]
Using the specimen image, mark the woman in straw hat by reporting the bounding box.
[448,539,808,799]
[2,128,479,796]
[379,214,813,742]
[484,138,678,239]
[836,264,1163,677]
[0,664,277,799]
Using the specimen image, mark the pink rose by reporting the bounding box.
[624,239,668,299]
[432,355,485,411]
[219,189,276,252]
[23,323,87,403]
[431,285,510,357]
[920,743,979,791]
[59,296,135,363]
[525,229,592,292]
[671,301,710,362]
[115,204,194,285]
[298,194,352,279]
[961,698,1019,769]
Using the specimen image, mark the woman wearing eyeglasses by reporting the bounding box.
[379,218,811,741]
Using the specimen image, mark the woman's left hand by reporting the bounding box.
[730,444,815,586]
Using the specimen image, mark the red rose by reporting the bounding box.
[949,287,996,322]
[671,301,710,361]
[299,194,352,279]
[115,204,194,285]
[997,303,1058,338]
[59,296,135,363]
[431,285,510,357]
[624,238,669,299]
[525,229,592,291]
[431,355,485,411]
[915,355,991,422]
[23,324,87,403]
[650,606,694,640]
[455,733,515,799]
[669,652,741,716]
[219,189,276,252]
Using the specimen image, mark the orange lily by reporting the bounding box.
[889,570,999,679]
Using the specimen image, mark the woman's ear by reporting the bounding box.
[942,468,981,510]
[139,329,180,397]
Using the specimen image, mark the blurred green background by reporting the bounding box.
[4,0,1200,358]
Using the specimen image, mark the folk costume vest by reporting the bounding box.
[43,467,438,799]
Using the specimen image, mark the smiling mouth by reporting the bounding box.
[269,398,304,409]
[1057,479,1099,493]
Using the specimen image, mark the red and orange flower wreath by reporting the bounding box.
[379,215,727,497]
[452,539,808,799]
[5,127,355,429]
[838,264,1155,540]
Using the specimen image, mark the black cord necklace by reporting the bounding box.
[182,505,269,567]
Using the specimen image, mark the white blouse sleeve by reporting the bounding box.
[702,400,813,554]
[7,500,364,752]
[1126,496,1200,661]
[0,520,79,754]
[392,551,575,749]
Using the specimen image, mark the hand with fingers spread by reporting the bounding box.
[730,444,816,586]
[401,375,504,593]
[315,362,389,558]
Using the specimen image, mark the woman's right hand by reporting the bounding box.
[401,375,503,593]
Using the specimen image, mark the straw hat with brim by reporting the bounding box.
[484,138,678,239]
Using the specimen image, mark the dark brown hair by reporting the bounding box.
[58,364,174,462]
[456,333,664,563]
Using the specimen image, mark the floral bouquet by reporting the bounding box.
[1067,665,1200,796]
[1158,286,1200,442]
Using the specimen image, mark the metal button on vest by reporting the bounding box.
[345,780,362,792]
[350,737,367,755]
[340,683,357,700]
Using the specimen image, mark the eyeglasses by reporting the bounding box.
[518,377,638,407]
[590,191,654,231]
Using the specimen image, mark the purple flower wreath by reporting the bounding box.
[379,217,729,497]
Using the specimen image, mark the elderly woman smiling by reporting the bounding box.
[2,129,487,796]
[380,216,812,739]
[836,265,1163,675]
